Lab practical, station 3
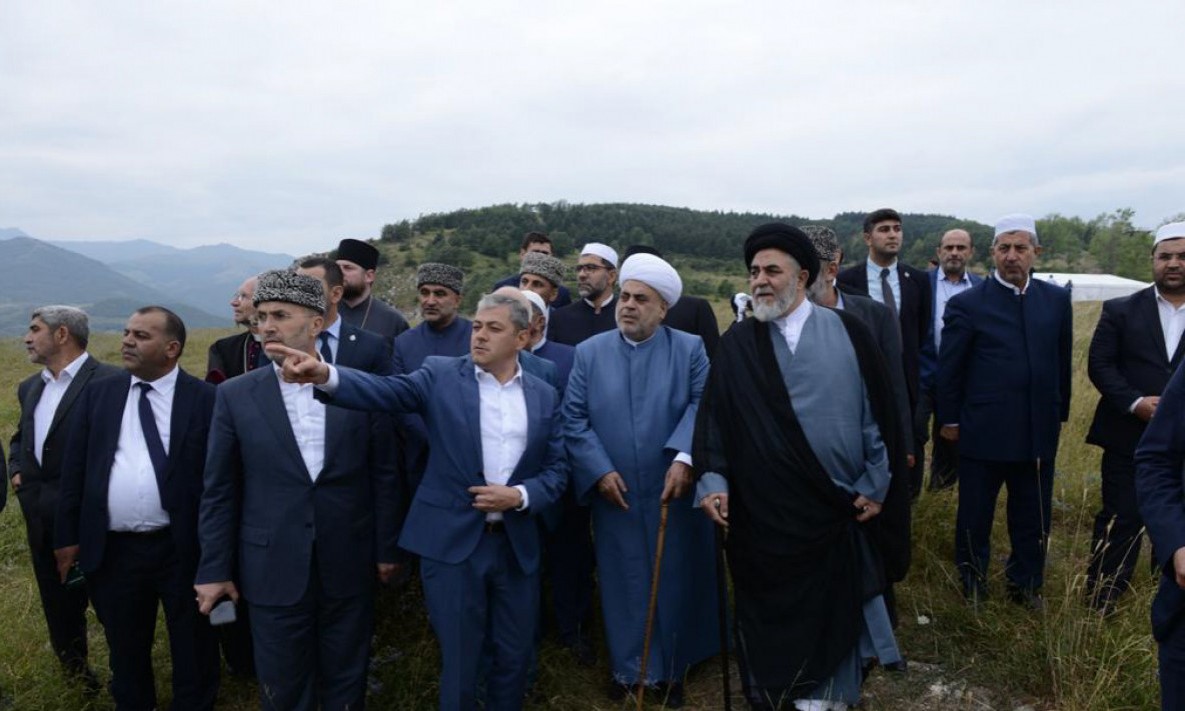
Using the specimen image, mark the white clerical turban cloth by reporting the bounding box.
[994,214,1039,244]
[581,242,619,269]
[1155,221,1185,247]
[522,288,549,326]
[619,253,682,307]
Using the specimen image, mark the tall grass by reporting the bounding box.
[0,303,1167,708]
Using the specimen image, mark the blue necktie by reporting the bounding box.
[136,383,167,479]
[319,332,334,364]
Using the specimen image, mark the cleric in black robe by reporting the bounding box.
[694,223,911,710]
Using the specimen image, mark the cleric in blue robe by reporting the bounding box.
[563,253,716,706]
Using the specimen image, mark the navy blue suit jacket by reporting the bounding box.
[532,340,574,392]
[56,370,215,576]
[336,319,394,374]
[324,355,568,575]
[1087,287,1185,455]
[837,261,933,408]
[936,276,1073,461]
[1135,360,1185,641]
[196,366,400,606]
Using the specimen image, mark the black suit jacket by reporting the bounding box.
[837,261,933,411]
[1087,286,1184,455]
[664,296,721,361]
[9,355,121,552]
[206,331,264,382]
[56,370,216,576]
[335,320,394,374]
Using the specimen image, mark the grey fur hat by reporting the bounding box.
[417,263,464,294]
[253,269,326,314]
[519,252,566,287]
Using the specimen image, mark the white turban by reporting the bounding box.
[1155,221,1185,247]
[581,242,619,269]
[994,214,1039,245]
[521,289,549,327]
[619,253,682,307]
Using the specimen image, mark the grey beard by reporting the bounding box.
[752,285,795,322]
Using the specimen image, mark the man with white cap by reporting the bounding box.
[1135,219,1185,710]
[549,243,619,346]
[1085,221,1185,616]
[563,252,716,706]
[936,214,1073,608]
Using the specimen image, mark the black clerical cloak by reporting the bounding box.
[693,311,911,695]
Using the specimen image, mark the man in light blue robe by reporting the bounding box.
[563,253,716,706]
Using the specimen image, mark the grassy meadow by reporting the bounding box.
[0,300,1166,709]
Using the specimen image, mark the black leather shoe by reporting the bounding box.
[1007,584,1044,611]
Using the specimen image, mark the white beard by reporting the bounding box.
[752,282,796,322]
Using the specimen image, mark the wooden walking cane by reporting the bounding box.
[636,501,671,711]
[714,500,733,711]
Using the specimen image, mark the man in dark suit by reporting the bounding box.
[55,306,220,711]
[195,271,400,710]
[937,215,1072,607]
[521,290,574,392]
[549,243,619,346]
[9,306,117,691]
[1134,224,1185,707]
[837,208,934,496]
[206,275,268,383]
[271,290,568,711]
[297,257,394,374]
[335,238,409,345]
[1087,223,1185,613]
[923,229,983,490]
[493,231,573,308]
[622,245,721,360]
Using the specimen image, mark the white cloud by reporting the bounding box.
[1,0,1181,253]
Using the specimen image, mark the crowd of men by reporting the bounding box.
[4,215,1185,710]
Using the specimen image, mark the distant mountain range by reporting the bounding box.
[0,230,294,336]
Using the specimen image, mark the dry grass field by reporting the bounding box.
[0,301,1165,709]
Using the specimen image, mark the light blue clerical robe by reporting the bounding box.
[563,326,717,685]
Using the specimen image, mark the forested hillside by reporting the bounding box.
[379,202,1172,284]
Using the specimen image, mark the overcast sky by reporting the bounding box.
[2,1,1181,254]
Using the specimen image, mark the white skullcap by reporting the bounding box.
[1155,221,1185,247]
[581,242,619,269]
[619,253,682,307]
[994,214,1039,244]
[521,289,549,326]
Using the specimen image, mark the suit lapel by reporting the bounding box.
[509,377,540,484]
[457,358,485,485]
[898,264,917,318]
[322,405,344,479]
[46,356,95,439]
[252,368,312,480]
[161,371,196,486]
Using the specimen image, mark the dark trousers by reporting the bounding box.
[915,390,958,490]
[24,515,90,674]
[216,602,256,676]
[422,529,539,711]
[249,563,373,711]
[1160,621,1185,711]
[87,529,219,711]
[955,457,1055,591]
[1086,450,1147,606]
[543,496,595,642]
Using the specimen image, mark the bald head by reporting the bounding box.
[937,229,973,279]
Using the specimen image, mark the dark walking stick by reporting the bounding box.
[637,502,671,711]
[714,500,733,711]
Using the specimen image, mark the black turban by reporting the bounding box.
[743,222,820,288]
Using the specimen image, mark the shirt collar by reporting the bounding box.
[939,270,972,286]
[1154,287,1185,309]
[474,364,523,385]
[584,293,616,309]
[993,271,1029,295]
[41,352,89,384]
[866,257,898,276]
[131,364,180,398]
[323,314,341,340]
[773,297,813,333]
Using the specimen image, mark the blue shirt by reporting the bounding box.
[865,258,900,312]
[933,272,974,350]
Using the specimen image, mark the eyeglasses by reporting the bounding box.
[575,264,608,274]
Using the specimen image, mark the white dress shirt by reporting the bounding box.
[1156,287,1185,361]
[32,352,90,465]
[866,259,900,312]
[475,366,530,520]
[274,363,327,481]
[934,272,974,350]
[107,367,178,532]
[772,298,814,355]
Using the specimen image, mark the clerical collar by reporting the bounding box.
[585,293,616,310]
[621,329,658,348]
[992,271,1030,295]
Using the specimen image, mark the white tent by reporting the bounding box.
[1032,272,1148,302]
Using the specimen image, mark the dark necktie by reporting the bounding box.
[319,332,333,364]
[880,268,900,322]
[136,383,167,479]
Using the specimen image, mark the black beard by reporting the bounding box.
[342,282,365,301]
